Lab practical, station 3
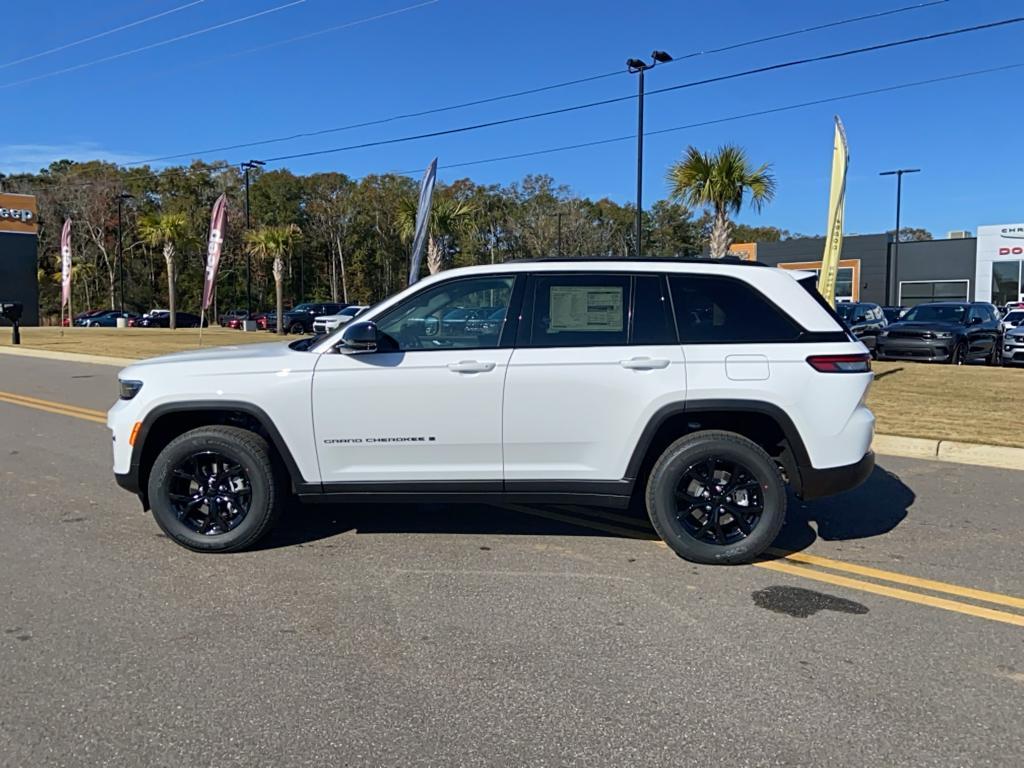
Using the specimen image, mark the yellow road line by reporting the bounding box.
[0,391,107,424]
[507,504,1024,627]
[768,548,1024,611]
[756,559,1024,628]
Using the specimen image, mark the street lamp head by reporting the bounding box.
[651,50,672,63]
[626,58,647,73]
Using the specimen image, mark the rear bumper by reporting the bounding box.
[797,450,874,501]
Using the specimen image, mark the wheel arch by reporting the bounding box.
[129,401,311,506]
[625,399,811,496]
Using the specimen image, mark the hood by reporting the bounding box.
[125,341,298,369]
[1007,326,1024,339]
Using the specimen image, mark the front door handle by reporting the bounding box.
[447,360,496,373]
[620,357,670,370]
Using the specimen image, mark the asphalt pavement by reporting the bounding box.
[1,355,1022,767]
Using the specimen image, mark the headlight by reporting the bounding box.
[933,331,953,339]
[119,379,143,400]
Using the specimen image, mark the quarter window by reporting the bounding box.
[668,274,802,343]
[374,275,515,351]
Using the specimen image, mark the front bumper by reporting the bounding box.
[1003,339,1024,364]
[877,337,954,362]
[797,450,875,501]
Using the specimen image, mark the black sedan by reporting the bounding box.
[135,311,208,328]
[876,302,1002,365]
[80,311,140,327]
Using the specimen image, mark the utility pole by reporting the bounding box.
[241,160,265,314]
[626,50,672,258]
[879,168,920,305]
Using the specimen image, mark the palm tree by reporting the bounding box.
[245,224,301,334]
[399,196,476,276]
[138,212,189,329]
[666,145,776,258]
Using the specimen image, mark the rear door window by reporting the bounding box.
[669,274,802,343]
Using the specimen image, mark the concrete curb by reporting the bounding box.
[2,344,1022,472]
[873,434,1024,472]
[0,345,135,368]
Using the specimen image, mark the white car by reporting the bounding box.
[109,258,875,563]
[312,305,368,335]
[999,308,1024,334]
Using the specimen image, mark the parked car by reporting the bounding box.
[876,302,1002,365]
[835,302,887,354]
[282,302,345,335]
[110,258,875,562]
[136,311,208,328]
[1002,325,1024,366]
[69,309,107,327]
[253,312,272,330]
[881,306,906,324]
[84,310,140,327]
[998,308,1024,334]
[312,305,368,335]
[218,308,250,327]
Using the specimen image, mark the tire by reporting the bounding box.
[147,425,282,552]
[950,341,966,365]
[288,322,305,336]
[645,430,786,565]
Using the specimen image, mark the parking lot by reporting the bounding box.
[2,353,1023,767]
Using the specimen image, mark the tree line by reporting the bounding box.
[2,147,796,324]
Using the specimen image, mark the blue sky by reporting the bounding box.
[3,0,1022,238]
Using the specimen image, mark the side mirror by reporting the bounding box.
[969,316,983,325]
[338,320,378,354]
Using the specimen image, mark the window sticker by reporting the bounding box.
[548,286,623,332]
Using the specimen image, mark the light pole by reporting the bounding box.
[627,50,672,258]
[241,159,265,314]
[879,168,920,305]
[116,192,134,314]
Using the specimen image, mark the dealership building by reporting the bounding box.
[734,223,1024,308]
[0,192,39,326]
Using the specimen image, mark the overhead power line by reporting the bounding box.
[398,62,1024,174]
[0,0,308,90]
[131,0,951,165]
[0,0,206,71]
[257,15,1024,164]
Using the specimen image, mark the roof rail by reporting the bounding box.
[504,256,767,267]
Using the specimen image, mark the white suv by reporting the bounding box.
[109,259,875,564]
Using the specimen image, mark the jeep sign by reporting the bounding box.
[0,193,39,235]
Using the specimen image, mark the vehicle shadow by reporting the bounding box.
[768,465,914,555]
[255,465,913,555]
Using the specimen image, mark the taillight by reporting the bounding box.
[806,353,872,373]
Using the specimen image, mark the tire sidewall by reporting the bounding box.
[148,430,274,552]
[647,433,786,565]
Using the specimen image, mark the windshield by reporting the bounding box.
[835,304,859,320]
[1004,311,1024,326]
[902,305,967,324]
[291,303,315,312]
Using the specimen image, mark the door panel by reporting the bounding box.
[312,349,511,483]
[502,344,685,480]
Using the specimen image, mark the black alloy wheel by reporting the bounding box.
[675,456,765,546]
[950,341,966,365]
[167,451,252,536]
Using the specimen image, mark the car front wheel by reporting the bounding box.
[147,425,282,552]
[288,322,305,335]
[645,430,786,565]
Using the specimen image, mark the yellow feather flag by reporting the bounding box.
[817,116,849,307]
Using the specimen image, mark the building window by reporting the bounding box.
[898,280,970,307]
[992,260,1022,307]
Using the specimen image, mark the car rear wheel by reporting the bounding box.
[645,430,786,565]
[147,425,282,552]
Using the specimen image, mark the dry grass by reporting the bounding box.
[4,329,1023,447]
[867,360,1024,448]
[0,326,280,359]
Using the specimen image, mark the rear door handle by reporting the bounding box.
[620,357,670,370]
[447,360,496,373]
